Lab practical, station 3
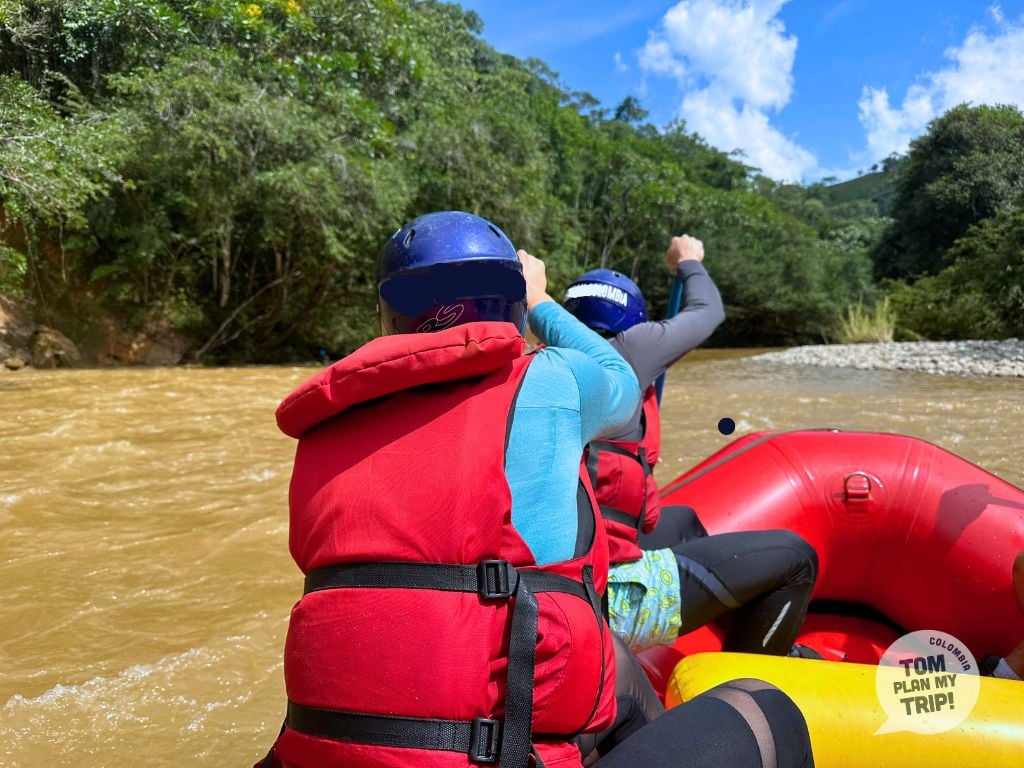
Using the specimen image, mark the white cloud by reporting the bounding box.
[639,0,817,181]
[857,84,937,163]
[613,51,630,74]
[658,0,796,109]
[859,9,1024,160]
[638,37,687,80]
[683,89,816,181]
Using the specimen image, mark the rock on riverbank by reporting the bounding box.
[0,295,38,369]
[754,340,1024,378]
[1,294,190,370]
[1,295,84,369]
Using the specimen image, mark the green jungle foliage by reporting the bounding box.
[874,105,1024,340]
[0,1,1019,360]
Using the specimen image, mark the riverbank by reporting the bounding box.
[0,294,190,370]
[753,339,1024,378]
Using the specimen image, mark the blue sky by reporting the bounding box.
[458,1,1024,182]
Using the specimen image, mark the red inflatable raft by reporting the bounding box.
[638,430,1024,691]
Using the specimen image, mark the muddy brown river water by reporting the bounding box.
[1,351,1021,766]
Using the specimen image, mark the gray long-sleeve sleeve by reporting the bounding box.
[606,260,725,441]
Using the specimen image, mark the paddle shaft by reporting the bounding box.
[654,274,684,405]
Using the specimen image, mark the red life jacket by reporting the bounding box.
[586,386,662,565]
[265,322,616,768]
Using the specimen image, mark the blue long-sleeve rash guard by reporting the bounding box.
[505,301,640,565]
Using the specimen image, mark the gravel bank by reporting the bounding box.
[753,339,1024,378]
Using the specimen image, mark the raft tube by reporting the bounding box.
[659,430,1024,659]
[636,613,903,702]
[667,653,1024,768]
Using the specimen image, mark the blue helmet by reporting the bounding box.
[563,269,647,334]
[378,211,527,335]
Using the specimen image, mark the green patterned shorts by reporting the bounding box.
[606,547,682,651]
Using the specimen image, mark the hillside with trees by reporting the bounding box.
[0,1,1020,365]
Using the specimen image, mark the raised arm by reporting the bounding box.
[520,249,640,441]
[614,235,725,391]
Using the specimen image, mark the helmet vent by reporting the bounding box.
[404,229,416,247]
[488,225,501,239]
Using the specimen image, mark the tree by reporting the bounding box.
[887,201,1024,340]
[82,47,410,360]
[874,104,1024,279]
[0,74,123,302]
[613,96,648,125]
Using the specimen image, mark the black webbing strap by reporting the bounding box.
[305,560,519,597]
[287,702,503,763]
[574,565,609,734]
[585,444,600,482]
[635,447,650,530]
[501,571,538,768]
[598,505,641,528]
[589,440,644,461]
[304,560,590,603]
[292,560,590,767]
[586,441,650,532]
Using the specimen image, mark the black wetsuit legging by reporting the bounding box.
[578,634,815,767]
[639,505,819,656]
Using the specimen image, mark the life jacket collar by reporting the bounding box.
[276,321,525,438]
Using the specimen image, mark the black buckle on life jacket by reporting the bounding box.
[469,717,501,763]
[478,560,517,599]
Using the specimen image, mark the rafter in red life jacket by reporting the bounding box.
[261,322,617,768]
[586,386,662,565]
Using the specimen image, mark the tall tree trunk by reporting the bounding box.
[219,229,232,308]
[599,230,622,269]
[265,261,339,352]
[630,249,643,282]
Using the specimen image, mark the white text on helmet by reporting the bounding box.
[565,283,629,307]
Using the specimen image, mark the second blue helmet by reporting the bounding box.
[563,268,647,334]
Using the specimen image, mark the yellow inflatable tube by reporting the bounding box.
[667,653,1024,767]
